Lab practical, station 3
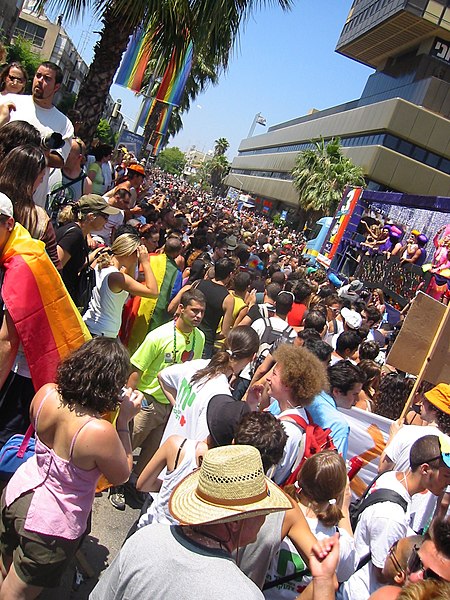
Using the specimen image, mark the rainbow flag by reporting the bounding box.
[0,223,91,390]
[145,40,194,153]
[115,28,152,92]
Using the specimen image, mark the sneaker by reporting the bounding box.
[109,486,125,510]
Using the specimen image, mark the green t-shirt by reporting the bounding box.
[131,321,205,404]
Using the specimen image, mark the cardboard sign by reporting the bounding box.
[386,292,450,384]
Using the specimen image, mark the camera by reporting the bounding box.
[41,131,64,150]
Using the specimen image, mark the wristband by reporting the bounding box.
[117,428,130,433]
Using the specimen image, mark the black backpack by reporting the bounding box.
[349,472,408,571]
[251,318,293,375]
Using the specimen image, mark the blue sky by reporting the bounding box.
[57,1,373,158]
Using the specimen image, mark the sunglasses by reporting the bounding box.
[407,545,443,581]
[8,74,24,84]
[388,541,405,575]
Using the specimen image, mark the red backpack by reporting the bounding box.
[279,411,336,487]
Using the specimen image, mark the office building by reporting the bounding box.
[225,0,450,215]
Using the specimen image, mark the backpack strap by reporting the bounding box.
[263,567,311,591]
[279,413,308,431]
[351,489,408,572]
[354,489,408,520]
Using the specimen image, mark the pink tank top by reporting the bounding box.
[5,388,102,540]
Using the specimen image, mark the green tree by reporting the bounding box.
[44,1,293,145]
[5,37,42,94]
[206,153,230,196]
[156,146,186,175]
[214,137,229,156]
[95,118,115,144]
[292,136,365,223]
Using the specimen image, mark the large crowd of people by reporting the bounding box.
[0,59,449,600]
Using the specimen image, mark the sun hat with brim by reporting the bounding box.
[425,383,450,416]
[206,394,250,447]
[0,192,13,218]
[225,235,238,251]
[76,194,120,216]
[169,445,292,526]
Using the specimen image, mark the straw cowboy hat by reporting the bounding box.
[169,445,292,526]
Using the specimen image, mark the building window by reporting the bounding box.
[14,18,47,48]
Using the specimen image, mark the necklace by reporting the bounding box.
[173,318,196,362]
[401,471,410,496]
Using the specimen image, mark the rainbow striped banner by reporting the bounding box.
[115,28,151,92]
[0,224,91,390]
[144,40,194,153]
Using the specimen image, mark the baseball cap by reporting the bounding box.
[127,164,145,176]
[75,194,120,216]
[0,192,13,218]
[439,435,450,468]
[424,384,450,416]
[206,394,250,447]
[341,307,363,329]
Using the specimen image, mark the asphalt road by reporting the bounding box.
[40,489,141,599]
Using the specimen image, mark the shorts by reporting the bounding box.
[0,490,83,587]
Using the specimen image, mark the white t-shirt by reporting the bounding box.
[384,425,440,471]
[160,359,231,444]
[339,471,412,600]
[383,424,443,534]
[4,94,73,207]
[272,408,309,486]
[264,517,356,600]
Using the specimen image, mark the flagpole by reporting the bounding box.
[247,112,266,138]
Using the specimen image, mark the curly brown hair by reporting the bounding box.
[273,345,328,406]
[56,338,130,413]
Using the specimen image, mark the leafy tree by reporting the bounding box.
[5,37,42,94]
[156,146,186,175]
[96,118,115,145]
[292,136,365,222]
[214,137,229,156]
[43,1,293,145]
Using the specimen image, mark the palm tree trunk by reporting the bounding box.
[75,7,133,146]
[142,101,165,157]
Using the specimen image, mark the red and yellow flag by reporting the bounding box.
[0,223,91,390]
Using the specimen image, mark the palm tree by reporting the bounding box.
[291,136,365,224]
[207,153,230,195]
[46,0,293,145]
[214,137,229,156]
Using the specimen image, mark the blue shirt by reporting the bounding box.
[307,390,350,458]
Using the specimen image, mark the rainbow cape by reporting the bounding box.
[0,223,91,390]
[120,253,182,354]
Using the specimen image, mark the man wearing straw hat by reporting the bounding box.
[90,445,292,599]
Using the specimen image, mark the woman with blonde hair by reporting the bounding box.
[264,451,356,598]
[83,233,158,337]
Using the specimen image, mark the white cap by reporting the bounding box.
[0,192,13,218]
[341,307,363,330]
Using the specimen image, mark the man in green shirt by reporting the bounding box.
[109,289,206,510]
[130,288,205,464]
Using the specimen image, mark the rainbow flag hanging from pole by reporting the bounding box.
[145,40,194,153]
[115,28,151,92]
